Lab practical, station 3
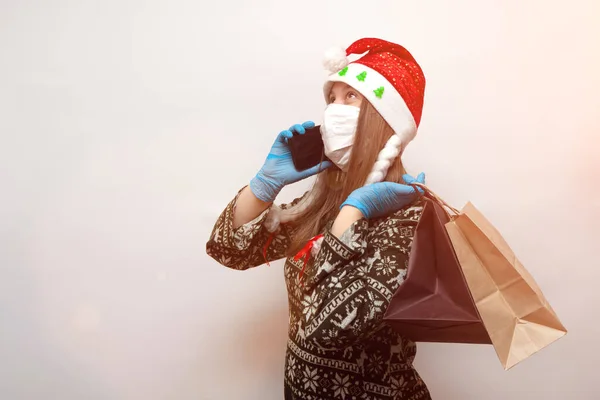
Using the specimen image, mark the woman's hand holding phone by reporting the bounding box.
[249,121,332,203]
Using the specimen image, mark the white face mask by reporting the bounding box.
[320,104,360,171]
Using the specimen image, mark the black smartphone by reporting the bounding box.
[288,125,330,171]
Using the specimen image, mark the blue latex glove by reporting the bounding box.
[250,121,333,202]
[341,173,426,219]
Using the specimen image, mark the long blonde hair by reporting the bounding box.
[286,100,407,256]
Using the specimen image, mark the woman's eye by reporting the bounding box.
[347,92,357,99]
[328,96,336,103]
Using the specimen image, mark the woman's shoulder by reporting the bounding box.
[368,198,425,234]
[390,198,425,223]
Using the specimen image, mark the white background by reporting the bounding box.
[1,0,599,399]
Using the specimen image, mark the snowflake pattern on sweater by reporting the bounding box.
[206,188,432,400]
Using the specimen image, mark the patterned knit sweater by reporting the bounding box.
[206,188,432,400]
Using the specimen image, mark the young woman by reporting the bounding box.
[207,38,432,400]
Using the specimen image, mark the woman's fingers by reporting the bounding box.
[301,121,315,129]
[290,124,306,134]
[290,121,316,135]
[278,129,294,143]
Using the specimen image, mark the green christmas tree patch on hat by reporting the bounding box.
[336,65,384,99]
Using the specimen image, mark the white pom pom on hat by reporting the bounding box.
[322,46,349,74]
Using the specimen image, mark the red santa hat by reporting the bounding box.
[322,38,426,184]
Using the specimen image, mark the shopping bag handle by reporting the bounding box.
[409,182,461,217]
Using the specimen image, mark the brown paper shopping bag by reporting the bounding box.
[383,198,492,344]
[443,200,567,369]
